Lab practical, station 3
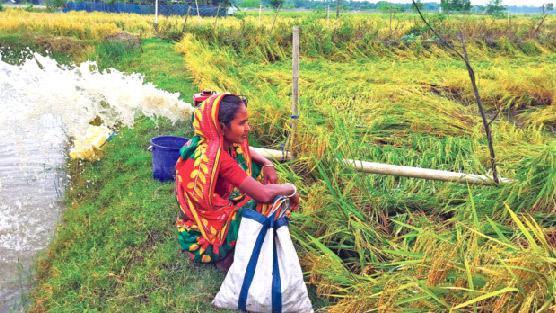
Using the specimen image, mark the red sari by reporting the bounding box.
[175,93,266,263]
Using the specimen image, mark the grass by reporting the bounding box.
[94,38,196,97]
[31,116,237,312]
[1,10,554,312]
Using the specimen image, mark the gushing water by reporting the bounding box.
[0,53,193,312]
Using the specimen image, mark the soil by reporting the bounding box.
[104,32,141,50]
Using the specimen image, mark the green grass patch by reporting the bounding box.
[96,38,197,100]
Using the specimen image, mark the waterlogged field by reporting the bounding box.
[1,8,555,312]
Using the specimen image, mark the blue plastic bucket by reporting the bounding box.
[150,136,188,182]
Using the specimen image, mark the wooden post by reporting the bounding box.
[182,5,192,33]
[389,11,393,38]
[259,3,262,25]
[290,26,300,158]
[214,4,221,28]
[154,0,159,31]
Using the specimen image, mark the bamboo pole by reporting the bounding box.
[288,26,300,158]
[252,147,513,185]
[154,0,159,31]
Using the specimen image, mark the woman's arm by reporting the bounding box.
[249,147,278,184]
[249,147,273,166]
[239,176,296,203]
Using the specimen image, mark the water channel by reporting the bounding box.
[0,52,192,312]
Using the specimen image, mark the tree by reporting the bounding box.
[377,1,402,13]
[269,0,282,11]
[486,0,505,16]
[440,0,471,13]
[533,3,554,35]
[46,0,65,10]
[412,0,423,13]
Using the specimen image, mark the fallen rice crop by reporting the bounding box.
[175,14,555,311]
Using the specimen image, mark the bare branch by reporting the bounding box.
[533,13,547,36]
[411,0,500,185]
[411,0,465,60]
[488,110,501,126]
[459,32,500,185]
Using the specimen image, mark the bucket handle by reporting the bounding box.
[148,146,153,151]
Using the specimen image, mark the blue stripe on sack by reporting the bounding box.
[271,229,282,313]
[238,213,274,311]
[275,216,289,229]
[242,208,267,224]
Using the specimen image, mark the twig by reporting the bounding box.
[411,0,500,185]
[213,4,221,29]
[412,1,463,59]
[459,32,500,184]
[488,109,501,126]
[533,9,547,36]
[270,3,282,32]
[182,5,191,33]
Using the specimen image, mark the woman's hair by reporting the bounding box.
[218,94,246,128]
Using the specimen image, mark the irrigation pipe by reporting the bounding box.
[252,148,513,186]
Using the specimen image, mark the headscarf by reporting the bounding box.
[175,93,252,255]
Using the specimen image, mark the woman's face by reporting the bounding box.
[222,103,250,145]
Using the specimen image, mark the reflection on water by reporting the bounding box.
[0,53,193,312]
[0,114,66,312]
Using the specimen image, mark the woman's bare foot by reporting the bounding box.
[215,250,235,273]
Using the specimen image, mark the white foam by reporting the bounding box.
[0,52,194,140]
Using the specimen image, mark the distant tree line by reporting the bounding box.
[27,0,554,15]
[238,0,554,15]
[74,0,228,5]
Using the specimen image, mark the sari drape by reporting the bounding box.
[175,93,268,263]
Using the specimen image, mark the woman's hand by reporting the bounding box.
[289,191,299,211]
[250,148,278,184]
[262,163,278,184]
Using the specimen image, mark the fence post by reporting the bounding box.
[289,26,300,158]
[154,0,159,31]
[182,5,192,33]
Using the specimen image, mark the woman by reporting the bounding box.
[175,93,299,272]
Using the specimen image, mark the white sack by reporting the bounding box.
[213,198,313,313]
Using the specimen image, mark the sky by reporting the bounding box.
[371,1,552,5]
